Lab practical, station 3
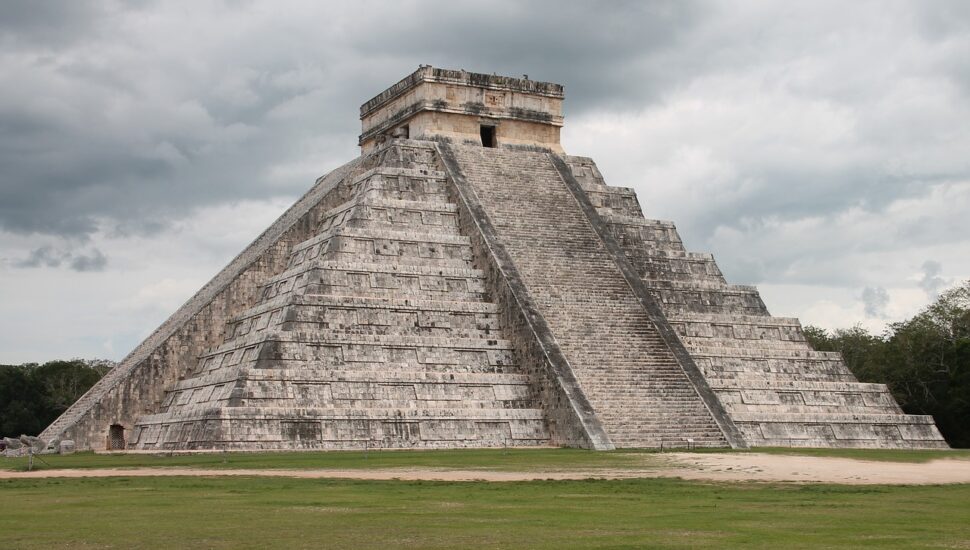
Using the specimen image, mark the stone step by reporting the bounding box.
[256,261,488,303]
[202,330,516,358]
[263,259,485,289]
[289,225,472,260]
[168,367,533,391]
[682,337,812,351]
[349,166,449,201]
[163,397,541,415]
[725,403,902,414]
[746,438,950,450]
[707,379,888,392]
[138,406,548,424]
[644,279,759,293]
[689,346,843,360]
[316,197,462,237]
[350,165,447,183]
[321,196,459,221]
[669,312,801,326]
[729,412,938,424]
[229,295,499,326]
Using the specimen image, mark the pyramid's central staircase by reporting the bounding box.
[440,145,734,448]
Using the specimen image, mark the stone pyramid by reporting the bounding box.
[43,67,947,451]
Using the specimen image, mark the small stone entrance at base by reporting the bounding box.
[107,424,125,450]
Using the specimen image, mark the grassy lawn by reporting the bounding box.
[0,447,660,473]
[2,446,968,473]
[1,476,968,549]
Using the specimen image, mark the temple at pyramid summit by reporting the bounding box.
[43,66,947,451]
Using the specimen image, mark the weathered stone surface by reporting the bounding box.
[43,66,947,451]
[563,155,947,448]
[360,66,564,154]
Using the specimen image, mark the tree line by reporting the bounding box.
[0,359,113,438]
[804,280,970,448]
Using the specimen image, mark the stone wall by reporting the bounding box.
[40,159,362,450]
[562,155,948,449]
[126,140,552,451]
[360,66,563,153]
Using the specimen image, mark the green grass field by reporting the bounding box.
[2,446,967,473]
[0,447,657,472]
[1,476,968,549]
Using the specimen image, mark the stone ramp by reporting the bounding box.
[563,155,947,449]
[446,145,730,449]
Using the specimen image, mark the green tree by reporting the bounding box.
[806,281,970,447]
[31,360,104,413]
[0,359,110,438]
[0,365,45,436]
[877,283,970,447]
[802,324,884,378]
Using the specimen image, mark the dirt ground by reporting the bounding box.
[662,452,970,484]
[3,452,970,484]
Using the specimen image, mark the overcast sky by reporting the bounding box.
[1,0,969,363]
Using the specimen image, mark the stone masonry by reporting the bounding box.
[43,67,947,450]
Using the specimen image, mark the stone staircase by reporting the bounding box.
[448,145,728,448]
[563,155,947,448]
[128,142,551,450]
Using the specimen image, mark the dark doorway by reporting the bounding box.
[480,125,496,148]
[107,424,125,450]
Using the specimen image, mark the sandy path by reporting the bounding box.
[660,453,970,485]
[2,453,969,484]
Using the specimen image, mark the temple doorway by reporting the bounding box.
[107,424,125,450]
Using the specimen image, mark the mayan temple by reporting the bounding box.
[42,67,947,451]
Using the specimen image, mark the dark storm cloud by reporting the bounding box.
[1,0,968,285]
[349,1,708,111]
[0,0,108,49]
[0,0,708,241]
[3,0,970,362]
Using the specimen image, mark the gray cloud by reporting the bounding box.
[14,245,68,268]
[862,286,890,319]
[13,245,107,272]
[0,0,110,50]
[70,248,108,272]
[1,1,970,362]
[0,1,709,241]
[5,0,966,255]
[918,260,949,298]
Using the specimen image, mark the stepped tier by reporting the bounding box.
[562,155,947,448]
[125,141,553,451]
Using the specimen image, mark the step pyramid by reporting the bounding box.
[42,66,947,451]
